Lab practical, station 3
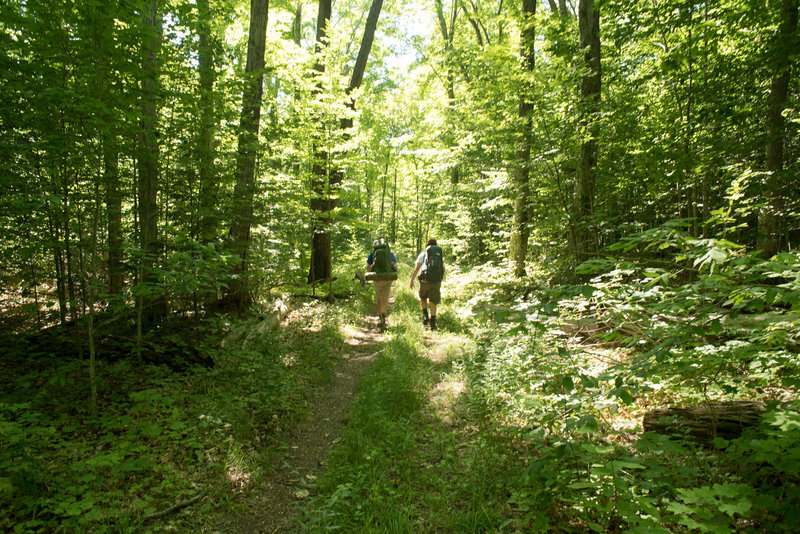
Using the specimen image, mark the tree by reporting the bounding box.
[758,0,799,257]
[307,0,384,284]
[434,0,461,184]
[196,0,221,243]
[137,0,164,323]
[509,0,536,278]
[225,0,270,312]
[570,0,600,263]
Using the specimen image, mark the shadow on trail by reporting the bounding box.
[294,280,497,533]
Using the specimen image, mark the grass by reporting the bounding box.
[297,282,521,533]
[0,297,349,533]
[7,261,798,532]
[297,265,800,533]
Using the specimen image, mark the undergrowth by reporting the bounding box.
[449,223,800,532]
[301,224,800,533]
[0,294,349,533]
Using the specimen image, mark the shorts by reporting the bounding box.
[374,280,393,300]
[418,281,441,304]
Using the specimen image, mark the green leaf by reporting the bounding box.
[580,285,596,298]
[141,424,162,438]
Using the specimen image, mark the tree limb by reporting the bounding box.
[142,492,206,523]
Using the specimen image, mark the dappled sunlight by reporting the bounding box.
[428,372,467,427]
[225,464,252,492]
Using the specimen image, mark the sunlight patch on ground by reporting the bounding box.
[428,373,466,426]
[340,323,361,340]
[423,332,475,364]
[422,333,475,425]
[226,465,252,492]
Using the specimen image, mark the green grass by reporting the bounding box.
[298,283,522,533]
[0,301,349,533]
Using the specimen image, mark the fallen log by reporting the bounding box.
[642,401,767,444]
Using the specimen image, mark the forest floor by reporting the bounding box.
[215,314,384,533]
[213,283,477,533]
[219,317,381,534]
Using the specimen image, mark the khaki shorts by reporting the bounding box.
[374,280,393,300]
[418,281,441,304]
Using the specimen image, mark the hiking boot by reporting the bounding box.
[430,316,437,331]
[379,313,386,331]
[422,309,429,326]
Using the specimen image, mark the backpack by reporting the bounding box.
[372,237,393,274]
[421,245,444,283]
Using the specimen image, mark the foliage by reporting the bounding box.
[446,224,800,531]
[2,0,800,530]
[0,302,345,532]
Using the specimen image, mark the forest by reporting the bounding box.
[1,0,799,531]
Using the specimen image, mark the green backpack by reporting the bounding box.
[372,237,392,274]
[421,245,444,282]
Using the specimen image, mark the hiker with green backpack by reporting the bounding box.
[366,236,397,331]
[409,239,445,331]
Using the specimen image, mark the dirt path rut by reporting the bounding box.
[218,318,382,533]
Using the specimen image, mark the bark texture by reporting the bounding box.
[197,0,220,243]
[137,1,164,323]
[509,0,536,279]
[571,0,600,263]
[307,0,383,284]
[226,0,270,311]
[758,0,798,257]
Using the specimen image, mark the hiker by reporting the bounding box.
[366,236,397,331]
[409,239,444,331]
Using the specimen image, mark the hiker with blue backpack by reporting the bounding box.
[409,239,445,331]
[366,236,397,331]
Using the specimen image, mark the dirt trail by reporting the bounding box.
[218,317,382,533]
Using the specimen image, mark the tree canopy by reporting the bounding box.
[1,0,799,531]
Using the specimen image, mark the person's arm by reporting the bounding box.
[409,261,422,288]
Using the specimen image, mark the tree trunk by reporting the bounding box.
[391,167,397,243]
[346,0,384,96]
[380,162,388,225]
[292,3,302,45]
[643,401,767,445]
[572,0,600,264]
[758,0,798,257]
[197,0,220,243]
[307,0,383,284]
[435,0,460,184]
[509,0,536,279]
[308,0,333,285]
[226,0,270,312]
[92,4,124,298]
[105,143,123,296]
[45,195,68,324]
[137,1,164,324]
